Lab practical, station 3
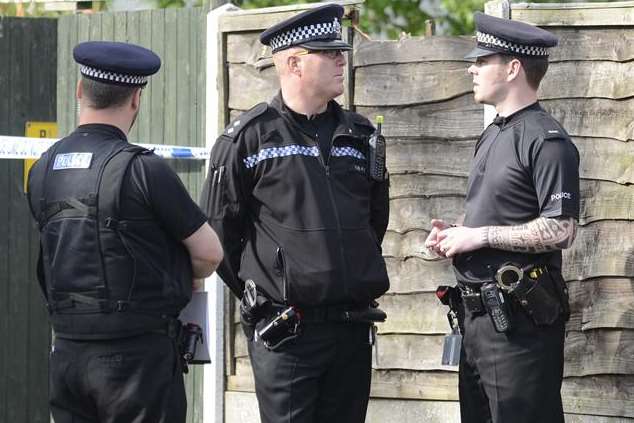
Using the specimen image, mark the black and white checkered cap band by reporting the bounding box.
[80,65,148,85]
[270,17,342,51]
[476,31,550,56]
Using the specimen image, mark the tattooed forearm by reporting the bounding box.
[484,216,577,253]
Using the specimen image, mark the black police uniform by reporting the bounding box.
[454,13,580,423]
[27,42,207,423]
[201,6,390,422]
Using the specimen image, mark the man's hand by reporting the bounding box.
[424,219,451,257]
[436,225,487,258]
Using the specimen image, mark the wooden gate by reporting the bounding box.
[0,17,57,423]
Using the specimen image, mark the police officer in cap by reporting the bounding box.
[27,41,223,423]
[201,3,390,422]
[425,12,580,423]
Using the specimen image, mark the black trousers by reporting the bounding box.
[247,321,372,423]
[49,333,186,423]
[459,303,566,423]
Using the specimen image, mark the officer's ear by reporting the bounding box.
[76,79,83,101]
[506,58,522,83]
[288,54,302,77]
[130,88,142,111]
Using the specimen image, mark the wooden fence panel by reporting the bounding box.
[56,8,207,422]
[219,1,634,421]
[0,17,57,423]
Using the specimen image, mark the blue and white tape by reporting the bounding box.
[0,136,210,160]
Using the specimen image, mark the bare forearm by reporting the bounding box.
[484,216,577,253]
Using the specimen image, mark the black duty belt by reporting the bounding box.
[298,304,387,324]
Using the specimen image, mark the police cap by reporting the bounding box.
[73,41,161,87]
[465,12,558,59]
[259,3,351,54]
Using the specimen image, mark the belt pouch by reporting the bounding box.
[512,272,561,326]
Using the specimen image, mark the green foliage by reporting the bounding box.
[440,0,486,35]
[3,0,627,36]
[359,0,431,39]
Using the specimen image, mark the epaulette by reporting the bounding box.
[222,102,268,140]
[350,112,375,131]
[539,118,568,141]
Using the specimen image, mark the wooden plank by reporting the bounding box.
[541,99,633,141]
[354,62,473,106]
[574,137,634,185]
[89,11,102,41]
[379,278,634,335]
[540,61,634,100]
[568,278,634,331]
[389,174,468,199]
[227,64,279,111]
[366,398,460,423]
[375,334,455,371]
[377,293,448,335]
[100,10,114,41]
[150,9,166,145]
[218,1,361,33]
[579,181,634,224]
[565,329,634,377]
[564,415,634,423]
[384,136,634,185]
[229,361,634,418]
[126,11,142,143]
[383,221,634,280]
[387,180,634,231]
[549,28,634,62]
[385,257,455,294]
[114,11,127,43]
[234,323,249,358]
[562,375,634,418]
[385,139,475,177]
[512,3,634,27]
[356,94,483,139]
[374,329,634,378]
[563,221,634,280]
[388,197,465,234]
[371,369,458,401]
[55,17,70,135]
[224,390,462,423]
[6,163,29,423]
[164,8,178,146]
[137,10,153,144]
[353,36,474,67]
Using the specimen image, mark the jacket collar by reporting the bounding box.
[492,102,542,128]
[270,91,359,138]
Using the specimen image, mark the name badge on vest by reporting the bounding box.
[53,153,93,170]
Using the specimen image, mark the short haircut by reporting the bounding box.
[499,54,549,90]
[81,78,138,109]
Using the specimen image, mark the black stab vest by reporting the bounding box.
[32,135,192,339]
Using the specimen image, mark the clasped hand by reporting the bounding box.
[424,219,485,258]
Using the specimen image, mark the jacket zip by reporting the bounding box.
[318,132,349,297]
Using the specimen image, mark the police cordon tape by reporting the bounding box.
[0,135,211,160]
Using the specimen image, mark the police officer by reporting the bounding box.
[27,41,223,423]
[201,4,390,422]
[425,12,580,423]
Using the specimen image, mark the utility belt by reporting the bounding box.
[240,280,386,351]
[458,263,570,333]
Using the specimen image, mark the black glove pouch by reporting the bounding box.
[511,271,562,326]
